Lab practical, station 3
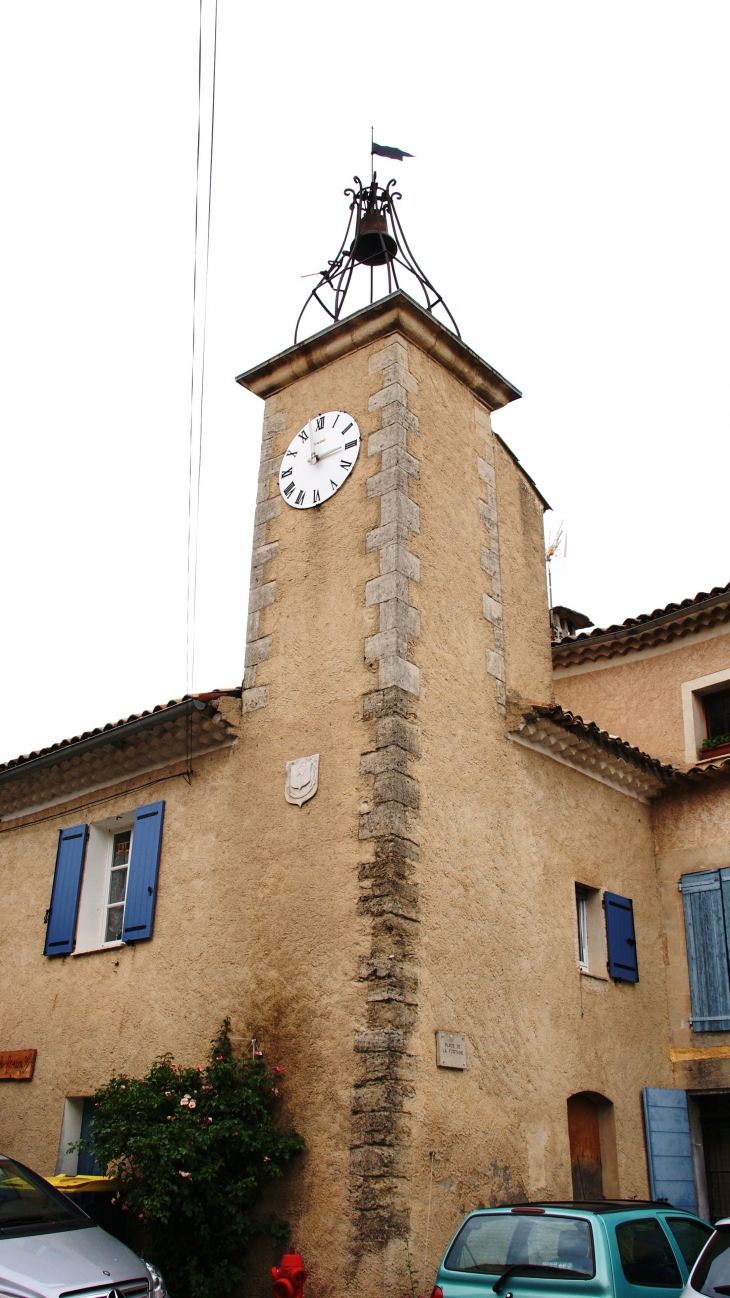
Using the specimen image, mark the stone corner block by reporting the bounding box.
[248,581,275,612]
[379,655,419,696]
[245,635,272,667]
[242,685,269,713]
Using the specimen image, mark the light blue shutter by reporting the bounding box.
[122,801,165,942]
[681,870,730,1031]
[605,892,639,981]
[44,824,88,957]
[643,1087,697,1213]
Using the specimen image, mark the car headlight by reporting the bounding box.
[144,1260,168,1297]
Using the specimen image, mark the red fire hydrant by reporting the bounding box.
[272,1253,307,1298]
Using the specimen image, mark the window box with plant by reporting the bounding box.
[700,734,730,758]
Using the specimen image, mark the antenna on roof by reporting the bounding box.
[545,522,566,612]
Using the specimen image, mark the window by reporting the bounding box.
[680,869,730,1032]
[0,1155,88,1239]
[44,801,165,957]
[615,1219,681,1288]
[105,829,132,943]
[681,670,730,762]
[573,884,607,977]
[690,1223,730,1294]
[576,887,589,970]
[664,1218,713,1270]
[56,1097,103,1176]
[705,689,730,743]
[444,1212,595,1278]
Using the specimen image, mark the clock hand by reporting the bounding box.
[315,443,346,462]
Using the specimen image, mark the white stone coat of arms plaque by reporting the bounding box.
[285,754,319,806]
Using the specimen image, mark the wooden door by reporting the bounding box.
[700,1094,730,1220]
[568,1093,604,1200]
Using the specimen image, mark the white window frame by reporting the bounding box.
[74,811,135,954]
[576,887,589,970]
[575,882,608,979]
[681,667,730,763]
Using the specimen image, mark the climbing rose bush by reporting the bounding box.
[81,1019,305,1298]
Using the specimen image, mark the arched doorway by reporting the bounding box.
[567,1092,618,1200]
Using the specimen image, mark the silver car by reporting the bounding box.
[681,1215,730,1298]
[0,1153,168,1298]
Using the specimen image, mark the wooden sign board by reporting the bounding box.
[0,1050,37,1081]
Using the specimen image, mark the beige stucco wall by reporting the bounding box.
[554,629,730,768]
[390,349,670,1275]
[652,783,730,1092]
[0,323,681,1298]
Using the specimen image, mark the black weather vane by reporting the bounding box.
[295,174,460,343]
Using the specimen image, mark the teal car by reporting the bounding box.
[432,1203,714,1298]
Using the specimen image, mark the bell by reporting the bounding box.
[350,208,397,266]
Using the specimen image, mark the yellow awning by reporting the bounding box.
[46,1174,117,1194]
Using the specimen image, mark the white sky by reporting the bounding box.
[1,1,729,762]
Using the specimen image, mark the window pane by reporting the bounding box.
[445,1214,594,1278]
[108,866,127,905]
[576,890,588,966]
[0,1156,79,1234]
[705,690,730,740]
[112,831,131,867]
[664,1218,713,1269]
[105,904,124,943]
[691,1224,730,1294]
[615,1219,682,1287]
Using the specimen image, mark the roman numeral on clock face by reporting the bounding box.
[340,460,351,469]
[281,467,293,478]
[298,429,308,441]
[344,440,357,450]
[283,481,296,498]
[295,490,305,505]
[313,489,320,504]
[315,416,325,431]
[330,479,338,491]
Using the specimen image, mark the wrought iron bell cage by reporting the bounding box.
[295,174,460,343]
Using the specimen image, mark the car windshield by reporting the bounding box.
[0,1156,85,1236]
[664,1218,714,1270]
[445,1213,595,1278]
[690,1224,730,1295]
[615,1219,682,1288]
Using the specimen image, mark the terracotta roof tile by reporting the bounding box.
[553,583,730,666]
[0,690,241,776]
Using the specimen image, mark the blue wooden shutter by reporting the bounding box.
[44,824,88,957]
[122,801,165,942]
[681,869,730,1031]
[605,891,639,981]
[643,1087,697,1213]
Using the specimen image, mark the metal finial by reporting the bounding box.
[294,173,460,343]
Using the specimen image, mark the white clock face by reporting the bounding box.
[278,410,361,509]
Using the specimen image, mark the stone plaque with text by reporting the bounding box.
[436,1031,466,1069]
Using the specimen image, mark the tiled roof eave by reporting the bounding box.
[553,587,730,667]
[510,704,677,802]
[0,691,242,784]
[0,692,242,822]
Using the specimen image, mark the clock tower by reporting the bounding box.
[233,175,558,1290]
